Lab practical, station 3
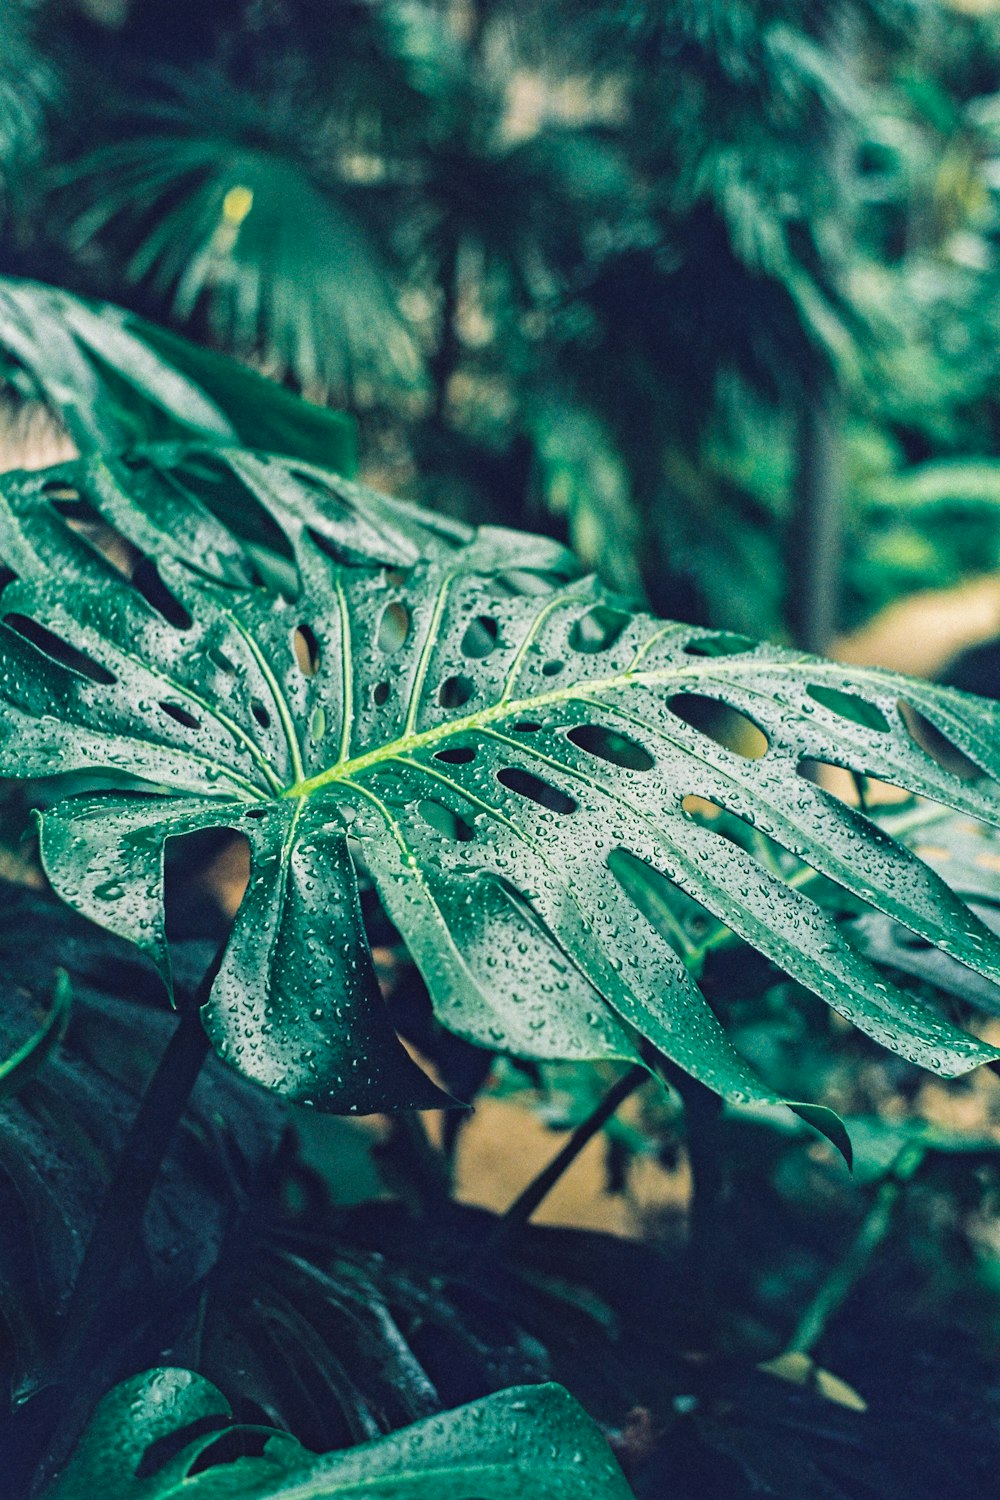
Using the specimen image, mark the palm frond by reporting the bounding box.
[57,73,418,393]
[0,0,54,210]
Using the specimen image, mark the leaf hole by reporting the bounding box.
[2,613,117,684]
[418,798,476,841]
[164,827,249,931]
[186,1429,271,1476]
[377,600,411,653]
[48,495,140,578]
[461,614,499,659]
[569,605,630,653]
[208,645,238,675]
[608,846,710,947]
[244,808,268,820]
[251,698,271,728]
[681,793,720,816]
[293,623,321,675]
[439,675,474,708]
[41,482,82,502]
[513,721,541,732]
[497,767,577,814]
[435,746,476,764]
[681,797,806,877]
[797,758,907,807]
[135,1416,234,1481]
[159,700,200,731]
[807,684,890,732]
[542,659,564,676]
[132,559,193,629]
[567,723,654,770]
[897,700,983,781]
[683,632,756,657]
[373,681,391,705]
[668,694,768,758]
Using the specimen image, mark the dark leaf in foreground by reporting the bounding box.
[43,1368,632,1500]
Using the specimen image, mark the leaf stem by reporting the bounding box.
[46,1003,212,1384]
[485,1064,647,1255]
[658,1058,726,1334]
[783,1141,926,1358]
[14,960,220,1494]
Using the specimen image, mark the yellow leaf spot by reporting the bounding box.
[757,1352,868,1413]
[222,185,254,225]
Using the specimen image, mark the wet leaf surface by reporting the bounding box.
[43,1369,632,1499]
[2,449,1000,1130]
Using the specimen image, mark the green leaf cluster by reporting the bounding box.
[44,1371,631,1500]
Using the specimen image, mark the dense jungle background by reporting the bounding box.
[6,2,1000,1497]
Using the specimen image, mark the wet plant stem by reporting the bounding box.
[15,969,217,1496]
[380,1110,453,1216]
[784,1141,926,1358]
[47,1003,211,1383]
[485,1064,647,1256]
[42,949,224,1394]
[658,1059,726,1334]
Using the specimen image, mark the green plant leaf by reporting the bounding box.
[2,449,1000,1134]
[845,800,1000,1013]
[0,279,357,471]
[0,965,70,1101]
[43,1370,632,1499]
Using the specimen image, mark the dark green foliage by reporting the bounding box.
[0,0,900,636]
[8,1,1000,640]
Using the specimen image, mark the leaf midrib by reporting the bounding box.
[282,653,870,800]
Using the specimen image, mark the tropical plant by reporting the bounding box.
[6,431,1000,1138]
[2,283,1000,1494]
[7,3,1000,1493]
[44,1371,631,1500]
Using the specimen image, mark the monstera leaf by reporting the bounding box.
[0,279,357,471]
[2,448,1000,1137]
[43,1369,631,1500]
[847,800,1000,1014]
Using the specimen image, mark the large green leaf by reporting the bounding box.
[2,449,1000,1135]
[43,1370,631,1500]
[0,279,357,471]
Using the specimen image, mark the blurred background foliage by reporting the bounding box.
[9,0,1000,652]
[6,7,1000,1490]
